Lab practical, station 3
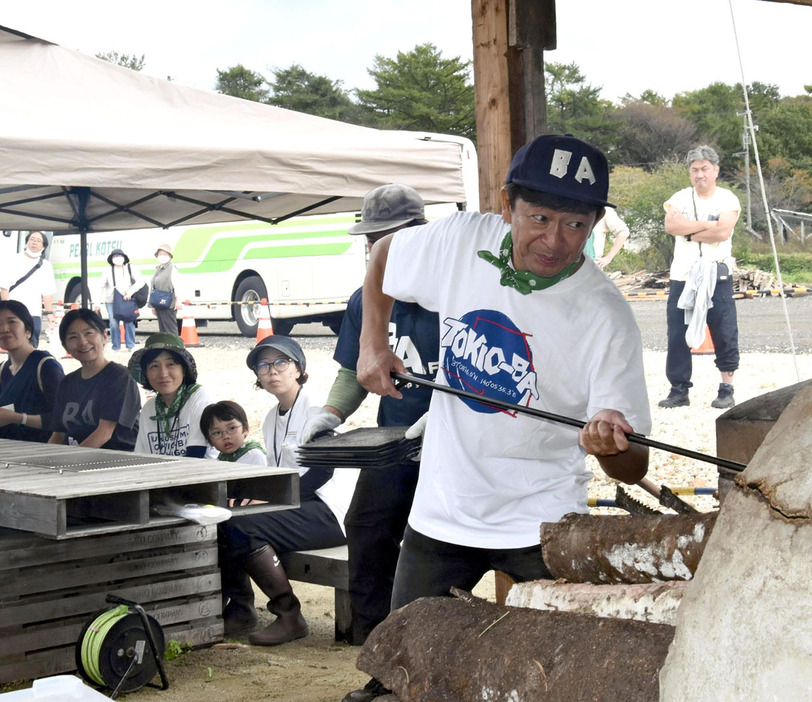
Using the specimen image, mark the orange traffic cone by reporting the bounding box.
[119,321,126,345]
[180,301,201,347]
[691,325,715,355]
[53,300,65,327]
[256,298,274,343]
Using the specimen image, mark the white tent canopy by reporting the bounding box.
[0,25,469,233]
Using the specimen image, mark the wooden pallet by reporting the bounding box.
[0,523,224,685]
[0,439,298,539]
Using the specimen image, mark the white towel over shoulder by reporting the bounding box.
[677,258,717,348]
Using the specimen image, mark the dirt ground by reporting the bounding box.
[9,304,812,701]
[126,576,497,702]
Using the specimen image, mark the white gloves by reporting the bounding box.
[404,412,428,461]
[404,412,428,440]
[300,406,342,444]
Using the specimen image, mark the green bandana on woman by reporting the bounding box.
[477,230,581,294]
[217,440,265,463]
[152,383,201,435]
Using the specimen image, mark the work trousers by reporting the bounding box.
[221,496,345,561]
[344,461,419,643]
[219,497,345,601]
[665,278,740,391]
[391,526,551,612]
[154,305,178,336]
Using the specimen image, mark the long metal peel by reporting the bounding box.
[391,372,746,472]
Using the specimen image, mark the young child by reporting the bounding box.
[200,400,266,466]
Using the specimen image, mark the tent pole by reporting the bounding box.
[66,187,91,309]
[79,230,89,309]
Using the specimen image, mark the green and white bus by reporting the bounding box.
[48,213,366,337]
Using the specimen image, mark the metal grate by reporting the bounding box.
[1,451,180,472]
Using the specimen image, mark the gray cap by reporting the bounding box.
[347,184,426,235]
[246,335,306,375]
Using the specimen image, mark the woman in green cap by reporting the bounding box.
[129,332,216,458]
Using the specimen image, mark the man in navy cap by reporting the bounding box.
[346,134,651,700]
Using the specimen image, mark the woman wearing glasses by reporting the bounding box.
[128,333,216,458]
[218,336,358,644]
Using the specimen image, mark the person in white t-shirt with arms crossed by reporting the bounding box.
[658,145,740,410]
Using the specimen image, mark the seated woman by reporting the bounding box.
[128,333,216,458]
[0,300,65,442]
[219,337,358,644]
[49,309,140,449]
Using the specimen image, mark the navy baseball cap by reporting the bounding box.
[506,134,615,208]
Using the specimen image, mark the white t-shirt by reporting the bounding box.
[665,186,741,281]
[135,386,218,458]
[384,211,651,549]
[262,387,358,535]
[0,253,56,318]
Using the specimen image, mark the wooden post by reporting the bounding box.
[507,0,555,148]
[471,0,556,213]
[471,0,512,213]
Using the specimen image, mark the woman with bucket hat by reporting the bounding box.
[93,248,144,353]
[150,244,183,336]
[217,336,358,643]
[128,333,216,458]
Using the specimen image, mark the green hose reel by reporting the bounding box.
[76,596,169,697]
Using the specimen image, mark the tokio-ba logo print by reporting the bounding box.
[440,309,539,415]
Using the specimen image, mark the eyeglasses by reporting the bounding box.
[209,424,243,440]
[255,358,291,375]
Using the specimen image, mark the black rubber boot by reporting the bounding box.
[658,388,690,408]
[221,569,258,637]
[342,677,393,702]
[243,546,309,646]
[711,382,735,409]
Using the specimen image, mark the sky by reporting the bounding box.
[3,0,810,103]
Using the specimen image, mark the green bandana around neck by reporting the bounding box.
[217,439,265,463]
[151,383,201,435]
[477,230,581,294]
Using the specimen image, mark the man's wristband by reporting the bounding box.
[20,413,27,426]
[685,234,693,242]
